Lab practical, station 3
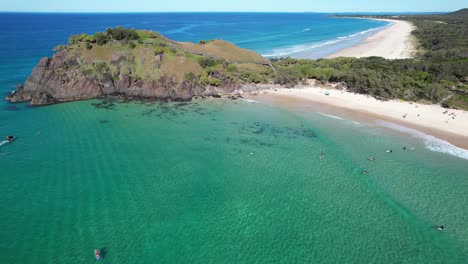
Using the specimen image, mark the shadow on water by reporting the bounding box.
[101,247,107,258]
[3,105,22,111]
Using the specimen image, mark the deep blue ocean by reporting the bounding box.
[0,13,388,97]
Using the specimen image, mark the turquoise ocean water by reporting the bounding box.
[1,13,468,263]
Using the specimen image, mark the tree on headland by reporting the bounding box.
[94,32,108,46]
[106,26,139,41]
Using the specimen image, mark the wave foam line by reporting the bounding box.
[0,140,8,147]
[261,24,388,58]
[319,113,344,120]
[377,121,468,160]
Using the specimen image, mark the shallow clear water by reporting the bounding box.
[1,12,468,263]
[1,99,467,263]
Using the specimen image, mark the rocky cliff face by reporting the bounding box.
[6,49,242,106]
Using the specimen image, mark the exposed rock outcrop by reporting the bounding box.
[6,29,266,106]
[7,50,246,105]
[30,92,56,105]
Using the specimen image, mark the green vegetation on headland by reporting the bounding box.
[7,10,468,109]
[7,26,273,105]
[270,9,468,109]
[57,26,271,84]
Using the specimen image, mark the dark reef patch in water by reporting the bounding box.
[99,120,109,124]
[240,122,317,140]
[92,99,116,110]
[139,101,219,120]
[3,105,21,111]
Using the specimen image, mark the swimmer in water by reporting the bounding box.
[319,152,326,159]
[368,157,375,161]
[437,225,445,231]
[385,150,393,153]
[362,170,368,174]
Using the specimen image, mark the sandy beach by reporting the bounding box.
[243,85,468,150]
[327,19,416,59]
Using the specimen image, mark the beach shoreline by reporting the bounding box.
[242,85,468,150]
[326,18,417,59]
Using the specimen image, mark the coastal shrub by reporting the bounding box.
[184,72,197,83]
[83,68,94,76]
[199,71,221,86]
[154,46,165,55]
[69,34,95,44]
[198,57,219,68]
[199,40,207,45]
[53,45,67,52]
[227,64,238,73]
[240,71,264,84]
[128,42,136,49]
[93,61,109,75]
[94,32,108,46]
[106,26,139,41]
[86,43,93,50]
[274,67,304,87]
[68,35,79,45]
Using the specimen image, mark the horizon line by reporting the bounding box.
[0,10,455,14]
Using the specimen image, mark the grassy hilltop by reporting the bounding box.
[59,26,271,87]
[7,26,277,105]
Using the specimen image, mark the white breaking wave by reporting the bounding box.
[377,121,468,160]
[242,99,257,103]
[262,39,343,57]
[0,140,9,147]
[261,24,389,58]
[319,113,344,120]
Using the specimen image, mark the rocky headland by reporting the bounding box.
[7,27,273,105]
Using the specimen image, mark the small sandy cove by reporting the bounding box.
[327,19,416,59]
[243,85,468,149]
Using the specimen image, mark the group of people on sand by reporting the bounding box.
[442,110,458,121]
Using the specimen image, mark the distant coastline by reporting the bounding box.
[326,18,416,59]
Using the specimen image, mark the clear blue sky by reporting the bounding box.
[1,0,465,13]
